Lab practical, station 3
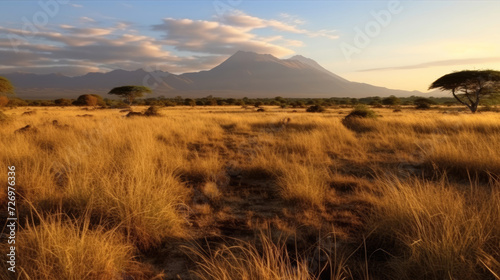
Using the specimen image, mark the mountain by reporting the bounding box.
[2,51,424,99]
[286,55,348,82]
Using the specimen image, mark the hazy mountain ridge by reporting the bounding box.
[2,51,424,99]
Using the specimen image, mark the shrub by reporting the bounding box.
[184,98,196,106]
[256,108,266,112]
[73,94,105,107]
[414,98,435,110]
[306,105,325,113]
[126,112,143,117]
[164,100,176,107]
[416,103,431,110]
[54,98,73,106]
[382,95,401,106]
[144,106,160,117]
[291,101,305,108]
[342,105,377,133]
[344,105,377,119]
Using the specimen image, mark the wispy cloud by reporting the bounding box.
[358,57,500,72]
[218,11,338,39]
[79,17,96,23]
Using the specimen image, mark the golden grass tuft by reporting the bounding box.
[363,176,500,280]
[0,214,141,280]
[276,162,331,206]
[188,234,314,280]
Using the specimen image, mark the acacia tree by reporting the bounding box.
[108,85,152,105]
[429,70,500,113]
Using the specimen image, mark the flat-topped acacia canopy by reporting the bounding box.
[429,70,500,113]
[108,85,152,105]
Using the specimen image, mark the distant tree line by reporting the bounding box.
[2,91,500,110]
[0,95,490,107]
[4,94,500,108]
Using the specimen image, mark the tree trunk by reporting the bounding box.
[471,104,478,113]
[451,88,474,113]
[471,91,481,113]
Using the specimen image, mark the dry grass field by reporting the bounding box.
[1,105,499,280]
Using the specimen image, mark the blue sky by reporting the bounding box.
[1,1,499,92]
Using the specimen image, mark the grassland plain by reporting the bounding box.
[0,105,499,280]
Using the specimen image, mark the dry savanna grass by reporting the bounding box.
[0,105,499,279]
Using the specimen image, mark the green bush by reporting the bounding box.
[164,100,176,107]
[306,105,325,112]
[416,103,431,110]
[414,98,435,110]
[144,106,160,116]
[345,105,377,119]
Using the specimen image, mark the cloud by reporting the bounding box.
[60,25,114,37]
[0,21,234,76]
[279,13,306,25]
[0,24,178,75]
[70,4,83,8]
[0,11,336,76]
[151,11,337,57]
[358,57,500,72]
[79,17,96,23]
[152,17,296,57]
[219,11,338,39]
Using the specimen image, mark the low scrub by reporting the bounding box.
[341,105,378,133]
[144,106,160,116]
[345,105,377,119]
[306,105,326,113]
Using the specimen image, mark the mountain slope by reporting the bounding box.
[2,51,423,99]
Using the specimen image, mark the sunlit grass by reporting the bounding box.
[1,106,499,279]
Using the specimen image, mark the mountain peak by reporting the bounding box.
[227,50,279,62]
